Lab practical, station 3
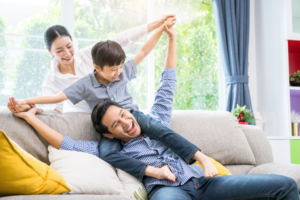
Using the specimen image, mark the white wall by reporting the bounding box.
[253,0,290,136]
[248,0,257,112]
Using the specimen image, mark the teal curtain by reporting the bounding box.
[212,0,254,124]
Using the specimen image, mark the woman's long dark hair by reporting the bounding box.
[44,25,72,50]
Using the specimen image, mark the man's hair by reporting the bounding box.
[91,40,126,70]
[91,98,123,135]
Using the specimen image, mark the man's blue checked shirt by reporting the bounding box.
[59,68,204,193]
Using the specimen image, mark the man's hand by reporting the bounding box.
[202,159,219,178]
[199,156,219,178]
[7,97,30,113]
[156,165,176,182]
[193,151,219,178]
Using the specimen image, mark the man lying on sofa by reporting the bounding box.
[13,27,299,199]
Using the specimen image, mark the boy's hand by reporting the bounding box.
[8,97,30,113]
[156,165,176,182]
[13,104,38,121]
[164,22,177,39]
[202,158,219,178]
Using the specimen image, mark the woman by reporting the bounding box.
[8,14,176,114]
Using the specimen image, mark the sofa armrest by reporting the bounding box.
[240,125,273,165]
[249,163,300,191]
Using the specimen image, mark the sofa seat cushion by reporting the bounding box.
[170,110,256,165]
[248,163,300,191]
[225,165,254,175]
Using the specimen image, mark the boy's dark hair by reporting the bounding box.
[44,25,72,50]
[91,40,126,70]
[91,98,123,135]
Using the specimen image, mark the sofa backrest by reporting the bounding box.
[0,107,99,165]
[170,110,257,166]
[0,107,273,167]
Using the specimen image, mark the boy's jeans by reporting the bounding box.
[148,175,299,200]
[98,110,200,182]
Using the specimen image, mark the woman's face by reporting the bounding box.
[48,36,75,65]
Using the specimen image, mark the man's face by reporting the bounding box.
[101,105,141,143]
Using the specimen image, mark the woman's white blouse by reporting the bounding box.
[41,25,148,115]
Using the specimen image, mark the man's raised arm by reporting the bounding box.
[148,24,177,127]
[13,105,64,149]
[13,105,99,156]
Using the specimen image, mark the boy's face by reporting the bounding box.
[95,63,123,83]
[101,105,141,143]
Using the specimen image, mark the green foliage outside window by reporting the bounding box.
[154,1,218,110]
[155,25,218,110]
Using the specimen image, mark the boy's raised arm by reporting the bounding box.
[16,92,68,108]
[133,18,176,66]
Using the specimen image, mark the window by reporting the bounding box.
[0,0,61,105]
[0,0,218,111]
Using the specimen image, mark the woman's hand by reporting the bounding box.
[160,14,176,24]
[147,14,176,33]
[13,104,38,121]
[7,97,30,113]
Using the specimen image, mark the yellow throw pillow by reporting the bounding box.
[194,157,232,176]
[0,130,71,195]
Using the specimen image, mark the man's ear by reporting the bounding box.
[103,133,114,139]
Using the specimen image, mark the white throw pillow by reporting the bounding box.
[117,169,148,200]
[48,145,127,196]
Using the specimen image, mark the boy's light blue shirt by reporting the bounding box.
[63,59,138,112]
